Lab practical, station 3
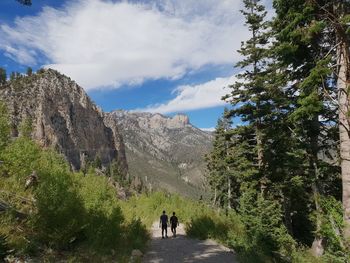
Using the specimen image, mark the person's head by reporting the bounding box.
[163,210,166,214]
[173,212,175,215]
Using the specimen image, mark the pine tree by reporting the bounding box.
[206,110,232,208]
[0,68,6,85]
[272,0,347,253]
[326,0,350,241]
[0,102,10,152]
[9,72,16,81]
[224,0,271,191]
[26,67,33,76]
[16,0,31,6]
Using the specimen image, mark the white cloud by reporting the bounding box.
[0,0,249,90]
[200,127,215,132]
[137,75,236,114]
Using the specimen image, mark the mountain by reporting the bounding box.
[0,69,212,197]
[0,69,127,173]
[107,110,213,198]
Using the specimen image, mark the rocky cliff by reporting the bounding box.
[107,110,213,197]
[0,69,127,172]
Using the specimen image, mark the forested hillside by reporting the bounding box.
[205,0,350,261]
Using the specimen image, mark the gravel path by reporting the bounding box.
[142,222,238,263]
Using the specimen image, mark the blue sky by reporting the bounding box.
[0,0,253,130]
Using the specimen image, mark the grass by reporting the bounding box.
[119,191,214,227]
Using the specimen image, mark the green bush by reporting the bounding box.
[33,169,85,249]
[0,138,140,255]
[75,173,124,250]
[0,234,8,260]
[120,191,212,227]
[186,215,216,240]
[122,219,149,252]
[0,102,10,151]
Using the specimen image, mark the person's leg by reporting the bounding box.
[161,225,165,238]
[165,225,168,238]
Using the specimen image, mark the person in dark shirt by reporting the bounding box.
[170,212,179,237]
[159,210,169,239]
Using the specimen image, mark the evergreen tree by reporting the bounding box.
[224,0,271,191]
[26,67,33,76]
[0,102,10,152]
[207,0,348,258]
[326,0,350,241]
[272,0,348,253]
[206,110,233,208]
[9,72,16,81]
[16,0,31,6]
[0,68,6,85]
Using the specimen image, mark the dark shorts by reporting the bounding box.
[171,224,177,230]
[162,224,167,230]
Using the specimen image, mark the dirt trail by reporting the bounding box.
[142,222,238,263]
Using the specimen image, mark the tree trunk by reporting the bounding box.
[282,195,293,236]
[256,125,266,193]
[227,174,232,210]
[213,187,217,206]
[311,182,324,256]
[338,44,350,239]
[310,114,324,256]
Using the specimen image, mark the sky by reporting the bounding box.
[0,0,271,130]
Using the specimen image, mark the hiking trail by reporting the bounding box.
[142,222,238,263]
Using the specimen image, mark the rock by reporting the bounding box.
[0,69,127,173]
[0,201,9,212]
[129,249,143,263]
[131,249,143,258]
[24,171,38,189]
[107,110,213,197]
[311,238,325,257]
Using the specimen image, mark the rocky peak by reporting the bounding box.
[107,109,213,196]
[172,114,190,126]
[0,69,127,173]
[113,110,191,130]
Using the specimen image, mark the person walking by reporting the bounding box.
[170,212,179,237]
[159,210,169,239]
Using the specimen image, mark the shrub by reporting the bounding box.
[33,169,85,249]
[75,173,124,250]
[0,102,10,151]
[0,234,8,260]
[122,219,149,252]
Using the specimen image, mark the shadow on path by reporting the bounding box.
[142,223,238,263]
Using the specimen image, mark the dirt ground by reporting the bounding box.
[142,222,238,263]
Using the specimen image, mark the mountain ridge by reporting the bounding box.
[108,110,213,197]
[0,69,127,173]
[0,69,212,196]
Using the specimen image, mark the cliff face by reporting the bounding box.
[0,69,127,172]
[0,69,212,196]
[107,110,213,197]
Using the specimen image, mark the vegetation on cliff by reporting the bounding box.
[0,102,148,261]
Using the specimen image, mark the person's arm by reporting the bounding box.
[159,217,161,228]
